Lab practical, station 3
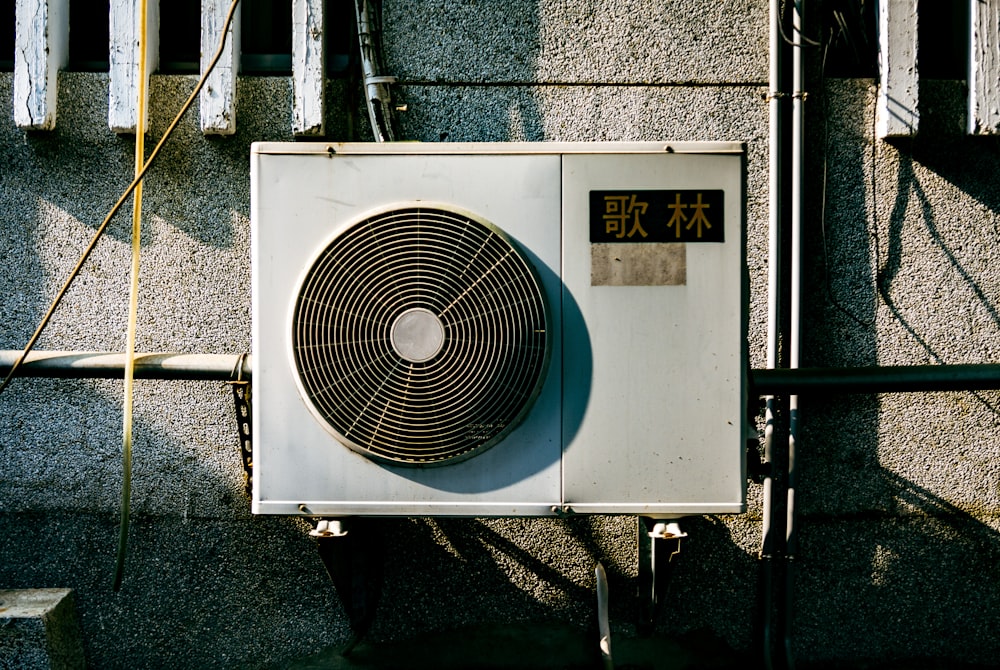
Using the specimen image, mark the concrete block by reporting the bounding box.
[0,589,84,670]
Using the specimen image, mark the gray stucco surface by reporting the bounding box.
[2,3,1000,668]
[383,0,768,84]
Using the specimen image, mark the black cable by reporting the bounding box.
[778,0,822,48]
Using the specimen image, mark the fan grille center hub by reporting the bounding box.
[390,308,445,363]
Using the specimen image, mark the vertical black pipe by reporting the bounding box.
[761,0,794,666]
[760,395,790,670]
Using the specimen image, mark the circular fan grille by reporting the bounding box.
[291,205,550,466]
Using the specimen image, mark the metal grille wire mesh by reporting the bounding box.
[292,206,550,465]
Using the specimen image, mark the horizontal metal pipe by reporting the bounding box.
[750,364,1000,395]
[0,351,251,381]
[3,351,1000,394]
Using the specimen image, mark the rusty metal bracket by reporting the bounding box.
[228,353,253,497]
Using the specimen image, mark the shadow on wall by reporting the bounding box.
[797,79,1000,664]
[795,462,1000,664]
[881,139,1000,364]
[353,514,759,646]
[0,72,304,355]
[4,73,250,251]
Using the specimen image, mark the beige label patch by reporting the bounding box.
[591,243,686,286]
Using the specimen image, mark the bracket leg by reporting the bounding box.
[638,516,687,635]
[314,518,384,655]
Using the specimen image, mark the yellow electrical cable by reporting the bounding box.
[113,0,149,592]
[0,0,241,589]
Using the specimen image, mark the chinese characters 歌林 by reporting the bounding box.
[591,190,724,243]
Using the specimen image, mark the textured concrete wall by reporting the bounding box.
[1,2,998,668]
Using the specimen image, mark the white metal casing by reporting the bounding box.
[251,142,747,517]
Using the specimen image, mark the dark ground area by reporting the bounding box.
[277,622,1000,670]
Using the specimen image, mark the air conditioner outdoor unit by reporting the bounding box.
[251,142,747,518]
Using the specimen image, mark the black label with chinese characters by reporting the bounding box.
[589,190,725,243]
